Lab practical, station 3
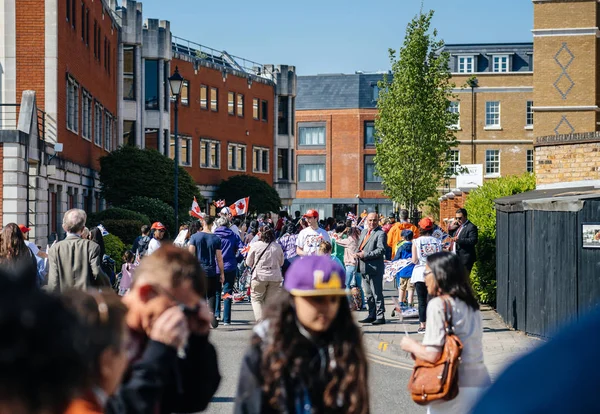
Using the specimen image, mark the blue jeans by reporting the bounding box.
[345,265,364,308]
[222,270,237,324]
[214,289,221,318]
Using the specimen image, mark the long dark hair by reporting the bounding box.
[427,252,479,311]
[0,223,30,262]
[257,291,369,414]
[89,227,106,257]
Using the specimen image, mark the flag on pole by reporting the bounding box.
[190,196,204,219]
[229,197,249,216]
[214,199,226,208]
[97,224,109,236]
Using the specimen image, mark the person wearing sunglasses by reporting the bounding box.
[105,244,221,414]
[235,256,370,414]
[448,208,478,276]
[146,222,167,256]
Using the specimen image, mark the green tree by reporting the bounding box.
[374,10,458,214]
[215,175,281,215]
[121,196,176,234]
[99,146,202,218]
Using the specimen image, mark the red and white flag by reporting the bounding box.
[190,196,204,219]
[229,197,249,216]
[214,199,226,208]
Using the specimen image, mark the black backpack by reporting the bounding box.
[137,236,151,256]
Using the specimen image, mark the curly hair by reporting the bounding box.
[0,223,29,263]
[257,291,369,414]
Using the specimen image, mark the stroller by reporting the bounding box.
[232,261,250,302]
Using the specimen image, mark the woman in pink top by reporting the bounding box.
[118,250,137,296]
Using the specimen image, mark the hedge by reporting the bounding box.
[121,196,175,235]
[104,234,127,269]
[101,219,145,247]
[464,173,536,305]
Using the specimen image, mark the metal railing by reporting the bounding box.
[0,103,20,130]
[0,103,54,143]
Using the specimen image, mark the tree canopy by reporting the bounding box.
[99,146,202,218]
[374,10,458,213]
[215,175,281,215]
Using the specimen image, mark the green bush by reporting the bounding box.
[464,173,536,305]
[86,208,149,228]
[215,175,281,215]
[121,196,175,235]
[101,219,145,246]
[103,234,127,269]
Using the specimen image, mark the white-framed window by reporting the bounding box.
[169,135,192,166]
[493,55,510,73]
[298,126,325,146]
[365,163,383,182]
[526,149,534,173]
[485,149,500,176]
[458,56,474,73]
[298,164,325,182]
[228,143,246,171]
[94,102,103,146]
[485,101,501,127]
[526,101,534,127]
[447,149,460,176]
[67,76,79,133]
[200,139,220,169]
[448,101,460,129]
[104,111,113,151]
[82,90,92,140]
[252,146,269,173]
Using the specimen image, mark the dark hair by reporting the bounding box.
[427,252,479,311]
[258,291,369,413]
[123,250,134,264]
[141,224,150,235]
[0,223,30,263]
[0,277,88,413]
[61,290,128,384]
[279,211,289,219]
[335,221,346,234]
[400,209,409,220]
[204,216,216,227]
[189,221,201,236]
[420,229,433,236]
[260,227,276,243]
[456,208,468,218]
[282,222,296,236]
[326,217,336,231]
[89,227,106,257]
[233,218,242,227]
[294,210,301,218]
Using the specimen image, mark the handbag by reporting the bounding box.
[408,296,463,405]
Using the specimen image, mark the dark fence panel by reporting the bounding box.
[578,200,600,313]
[508,212,527,331]
[496,211,509,324]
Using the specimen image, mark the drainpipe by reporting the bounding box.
[467,77,478,164]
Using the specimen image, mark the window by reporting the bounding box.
[252,98,259,120]
[81,2,85,41]
[94,102,103,146]
[237,94,244,117]
[447,149,460,176]
[66,0,71,22]
[104,112,112,151]
[526,149,534,173]
[299,164,325,182]
[228,143,246,171]
[485,101,500,127]
[448,101,460,128]
[123,121,136,146]
[123,46,135,100]
[82,91,92,140]
[85,8,89,45]
[71,0,76,28]
[372,84,379,102]
[228,92,235,115]
[299,126,325,146]
[93,20,97,58]
[210,87,218,111]
[277,148,289,180]
[364,121,375,146]
[458,56,474,73]
[200,85,208,109]
[145,60,159,110]
[253,146,269,173]
[180,81,189,106]
[278,96,289,134]
[163,62,169,108]
[365,163,383,183]
[104,38,108,71]
[493,55,509,73]
[261,100,268,122]
[485,149,500,176]
[200,139,220,169]
[170,135,192,166]
[97,27,101,64]
[67,77,79,133]
[526,101,533,127]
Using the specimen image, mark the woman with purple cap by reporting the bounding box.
[234,255,370,414]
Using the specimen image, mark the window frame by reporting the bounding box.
[200,139,221,169]
[447,149,460,177]
[526,100,534,127]
[365,163,383,183]
[180,80,189,106]
[104,111,112,151]
[458,56,475,73]
[123,45,135,100]
[237,93,244,117]
[261,100,268,122]
[227,143,247,172]
[448,101,460,129]
[526,149,534,173]
[485,101,501,128]
[228,92,235,115]
[364,121,376,146]
[298,124,326,147]
[298,163,325,183]
[492,54,510,73]
[93,101,103,147]
[81,89,92,141]
[485,149,501,177]
[252,146,270,174]
[66,76,79,134]
[200,85,208,110]
[252,98,259,120]
[210,87,218,112]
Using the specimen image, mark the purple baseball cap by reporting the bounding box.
[284,256,347,297]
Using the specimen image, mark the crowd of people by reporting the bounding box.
[0,202,542,414]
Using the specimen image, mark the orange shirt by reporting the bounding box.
[387,222,420,257]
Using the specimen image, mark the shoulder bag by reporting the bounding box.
[408,296,463,405]
[250,241,272,276]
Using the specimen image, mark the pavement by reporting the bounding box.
[359,285,542,379]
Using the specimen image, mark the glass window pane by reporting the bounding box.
[253,98,259,119]
[365,121,375,145]
[144,60,159,110]
[200,86,207,109]
[228,92,235,115]
[181,81,189,105]
[210,88,218,111]
[237,94,244,117]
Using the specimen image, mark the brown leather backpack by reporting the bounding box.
[408,296,463,405]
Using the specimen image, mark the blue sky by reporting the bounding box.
[139,0,533,76]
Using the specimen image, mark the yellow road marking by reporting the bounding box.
[366,352,414,371]
[378,341,389,351]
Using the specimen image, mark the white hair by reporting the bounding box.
[62,209,87,234]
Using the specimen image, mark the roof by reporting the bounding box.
[495,186,600,212]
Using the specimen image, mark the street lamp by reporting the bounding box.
[169,66,184,231]
[467,77,478,164]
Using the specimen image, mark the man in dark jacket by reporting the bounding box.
[448,208,478,275]
[106,244,221,414]
[213,217,243,325]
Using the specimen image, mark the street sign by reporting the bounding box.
[456,164,483,188]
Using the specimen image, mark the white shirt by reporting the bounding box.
[147,238,161,256]
[296,227,330,256]
[410,236,442,283]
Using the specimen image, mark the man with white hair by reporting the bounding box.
[46,209,110,292]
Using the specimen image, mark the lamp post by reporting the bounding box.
[169,66,184,231]
[467,77,478,164]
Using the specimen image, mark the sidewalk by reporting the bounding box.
[358,287,542,379]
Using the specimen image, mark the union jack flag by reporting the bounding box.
[240,244,251,256]
[346,212,357,222]
[213,199,226,208]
